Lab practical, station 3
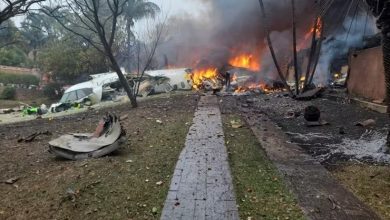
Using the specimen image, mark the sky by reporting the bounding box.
[133,0,209,38]
[151,0,207,17]
[9,0,207,27]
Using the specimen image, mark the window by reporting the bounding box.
[59,93,70,103]
[76,88,92,99]
[66,91,78,102]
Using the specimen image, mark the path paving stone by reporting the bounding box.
[161,95,239,220]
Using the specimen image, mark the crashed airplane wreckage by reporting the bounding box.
[48,113,125,160]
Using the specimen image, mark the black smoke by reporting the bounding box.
[155,0,376,84]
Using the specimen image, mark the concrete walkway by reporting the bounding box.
[161,96,239,220]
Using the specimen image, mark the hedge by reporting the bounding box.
[0,87,16,100]
[0,72,39,86]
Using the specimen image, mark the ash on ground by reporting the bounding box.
[221,91,390,165]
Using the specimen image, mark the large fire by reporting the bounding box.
[229,54,261,71]
[297,18,323,51]
[189,68,218,90]
[304,17,322,41]
[234,82,271,94]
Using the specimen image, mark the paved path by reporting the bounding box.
[161,95,239,220]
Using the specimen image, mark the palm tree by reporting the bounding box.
[365,0,390,150]
[122,0,160,71]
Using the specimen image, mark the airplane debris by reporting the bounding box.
[306,120,330,127]
[304,106,321,122]
[48,113,126,160]
[296,87,325,100]
[230,120,244,129]
[3,177,19,184]
[356,119,376,127]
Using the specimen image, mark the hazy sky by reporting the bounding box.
[133,0,209,37]
[151,0,207,16]
[10,0,207,27]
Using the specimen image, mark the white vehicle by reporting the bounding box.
[49,72,122,113]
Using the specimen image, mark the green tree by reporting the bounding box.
[0,20,33,67]
[43,0,162,108]
[121,0,160,71]
[20,12,59,62]
[0,46,28,66]
[38,38,109,83]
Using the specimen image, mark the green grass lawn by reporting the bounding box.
[223,114,305,220]
[0,95,197,220]
[332,164,390,220]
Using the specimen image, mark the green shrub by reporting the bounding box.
[43,83,63,99]
[0,72,39,86]
[0,87,16,100]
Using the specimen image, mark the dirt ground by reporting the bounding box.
[333,164,390,219]
[0,93,198,220]
[220,92,390,219]
[231,92,388,165]
[2,91,390,219]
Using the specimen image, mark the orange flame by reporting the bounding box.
[189,68,218,90]
[234,83,269,93]
[297,18,322,51]
[304,17,322,41]
[229,54,261,71]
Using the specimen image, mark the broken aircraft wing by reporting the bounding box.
[48,113,125,160]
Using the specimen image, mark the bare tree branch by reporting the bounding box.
[134,15,167,96]
[0,0,46,25]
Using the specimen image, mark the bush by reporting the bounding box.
[0,87,16,100]
[0,72,39,86]
[43,83,63,99]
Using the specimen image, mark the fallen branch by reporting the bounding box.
[18,131,52,143]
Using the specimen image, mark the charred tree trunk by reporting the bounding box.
[382,34,390,149]
[108,53,138,108]
[366,0,390,150]
[292,0,300,95]
[303,17,319,91]
[308,20,325,85]
[258,0,293,96]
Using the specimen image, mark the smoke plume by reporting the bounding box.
[155,0,377,85]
